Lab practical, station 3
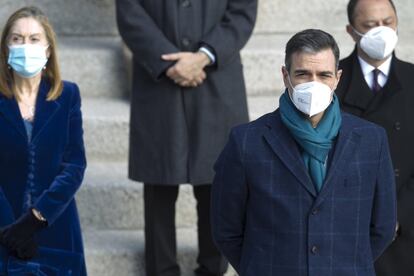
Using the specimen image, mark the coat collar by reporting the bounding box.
[342,49,403,114]
[263,111,361,199]
[263,111,317,197]
[315,114,361,205]
[0,79,60,143]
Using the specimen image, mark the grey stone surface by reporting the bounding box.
[77,162,198,230]
[1,0,117,36]
[84,229,237,276]
[248,95,280,121]
[82,98,129,161]
[254,0,414,34]
[2,0,413,36]
[81,95,278,161]
[59,37,128,99]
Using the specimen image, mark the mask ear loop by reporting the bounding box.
[351,26,365,37]
[284,71,299,105]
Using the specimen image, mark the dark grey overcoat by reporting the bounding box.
[336,50,414,276]
[116,0,257,185]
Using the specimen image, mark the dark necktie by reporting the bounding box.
[372,68,381,93]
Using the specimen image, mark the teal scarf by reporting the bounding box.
[279,91,342,192]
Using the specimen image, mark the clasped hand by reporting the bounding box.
[0,210,46,260]
[162,52,210,88]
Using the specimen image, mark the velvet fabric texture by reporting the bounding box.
[279,91,342,191]
[0,79,87,275]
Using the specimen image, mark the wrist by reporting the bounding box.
[31,208,47,223]
[195,51,211,67]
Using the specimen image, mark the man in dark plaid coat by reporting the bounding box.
[211,29,397,276]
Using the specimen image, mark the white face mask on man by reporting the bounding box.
[287,76,333,117]
[353,26,398,60]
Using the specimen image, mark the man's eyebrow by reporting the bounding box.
[318,71,334,75]
[293,69,310,74]
[362,16,394,24]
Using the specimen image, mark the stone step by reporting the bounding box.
[59,37,128,99]
[77,162,197,230]
[84,229,237,276]
[82,95,278,161]
[1,0,117,36]
[2,0,413,35]
[82,98,129,162]
[254,0,414,34]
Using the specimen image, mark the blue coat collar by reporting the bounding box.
[0,79,60,143]
[263,110,361,199]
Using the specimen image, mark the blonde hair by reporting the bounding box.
[0,6,63,100]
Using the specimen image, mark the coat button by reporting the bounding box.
[28,173,34,180]
[394,122,401,131]
[312,208,319,215]
[181,0,191,7]
[182,38,191,47]
[395,222,401,238]
[311,245,318,254]
[394,169,400,177]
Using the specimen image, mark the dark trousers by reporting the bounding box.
[144,184,228,276]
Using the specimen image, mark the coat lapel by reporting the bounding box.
[315,113,361,204]
[0,95,28,139]
[263,112,317,197]
[31,80,60,143]
[342,50,403,115]
[342,50,377,112]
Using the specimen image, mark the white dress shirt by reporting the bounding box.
[357,55,392,90]
[199,46,216,65]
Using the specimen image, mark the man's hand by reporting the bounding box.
[162,52,211,87]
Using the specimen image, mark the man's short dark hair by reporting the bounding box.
[347,0,397,25]
[285,29,340,73]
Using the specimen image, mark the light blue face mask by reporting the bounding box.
[8,44,48,78]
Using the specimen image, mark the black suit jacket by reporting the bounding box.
[336,49,414,276]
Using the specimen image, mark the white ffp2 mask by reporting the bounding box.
[287,77,333,117]
[353,26,398,60]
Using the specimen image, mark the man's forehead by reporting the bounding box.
[290,49,336,71]
[354,0,396,20]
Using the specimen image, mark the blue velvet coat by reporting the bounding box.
[0,79,87,275]
[212,110,397,276]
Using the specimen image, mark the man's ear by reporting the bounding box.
[282,66,289,88]
[346,24,359,43]
[333,69,343,90]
